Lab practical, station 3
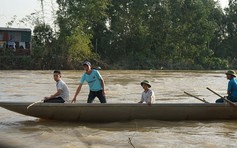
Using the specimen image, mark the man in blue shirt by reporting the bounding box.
[71,61,106,103]
[216,70,237,103]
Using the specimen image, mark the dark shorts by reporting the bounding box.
[215,96,237,103]
[44,97,65,103]
[88,90,106,103]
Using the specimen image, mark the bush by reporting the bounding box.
[204,57,228,70]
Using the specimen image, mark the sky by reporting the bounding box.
[0,0,57,29]
[0,0,230,30]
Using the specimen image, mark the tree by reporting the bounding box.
[32,23,61,69]
[52,0,228,69]
[66,26,98,69]
[56,0,110,67]
[223,0,237,57]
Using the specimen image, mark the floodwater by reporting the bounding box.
[0,70,237,148]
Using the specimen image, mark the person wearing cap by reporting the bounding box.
[44,70,69,103]
[138,80,155,105]
[216,70,237,103]
[72,61,106,103]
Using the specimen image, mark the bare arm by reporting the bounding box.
[100,79,105,96]
[147,97,152,105]
[45,89,62,100]
[146,95,152,104]
[146,91,155,105]
[71,83,83,103]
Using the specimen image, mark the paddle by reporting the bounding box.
[206,87,237,106]
[27,100,43,109]
[184,91,209,103]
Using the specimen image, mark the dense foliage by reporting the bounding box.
[1,0,237,70]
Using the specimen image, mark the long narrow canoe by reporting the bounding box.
[0,102,237,122]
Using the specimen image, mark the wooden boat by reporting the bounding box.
[0,102,237,122]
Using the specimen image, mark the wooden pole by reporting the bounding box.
[27,100,43,109]
[184,91,209,103]
[206,87,236,106]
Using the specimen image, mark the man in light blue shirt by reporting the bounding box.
[72,61,106,103]
[216,70,237,103]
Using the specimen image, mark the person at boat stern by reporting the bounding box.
[71,61,106,103]
[138,80,155,105]
[216,70,237,103]
[44,70,69,103]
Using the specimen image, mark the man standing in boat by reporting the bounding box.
[44,70,69,103]
[71,61,106,103]
[138,80,155,105]
[216,70,237,103]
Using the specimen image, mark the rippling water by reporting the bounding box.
[0,70,236,147]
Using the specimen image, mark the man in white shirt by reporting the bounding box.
[44,70,69,103]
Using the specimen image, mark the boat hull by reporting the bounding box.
[0,102,237,122]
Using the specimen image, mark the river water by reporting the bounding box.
[0,70,237,148]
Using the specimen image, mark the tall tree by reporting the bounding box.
[53,0,228,69]
[66,26,97,69]
[223,0,237,57]
[56,0,110,66]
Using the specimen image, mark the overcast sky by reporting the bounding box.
[0,0,229,29]
[0,0,56,29]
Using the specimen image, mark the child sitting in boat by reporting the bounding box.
[138,80,155,105]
